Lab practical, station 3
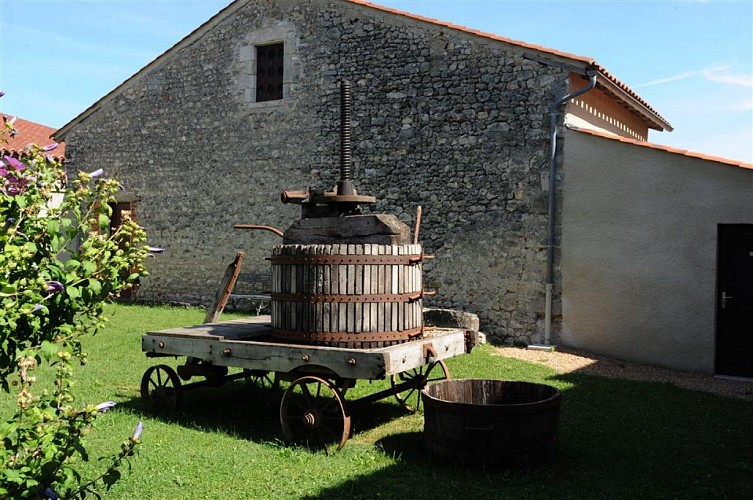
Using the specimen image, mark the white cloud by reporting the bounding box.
[634,65,752,90]
[634,71,699,88]
[702,68,753,87]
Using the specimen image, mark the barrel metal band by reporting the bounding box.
[270,254,423,266]
[271,327,424,343]
[271,292,422,304]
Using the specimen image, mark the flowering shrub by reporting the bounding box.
[1,97,148,498]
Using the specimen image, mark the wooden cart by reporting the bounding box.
[141,315,473,450]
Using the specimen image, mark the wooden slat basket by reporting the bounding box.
[270,243,424,348]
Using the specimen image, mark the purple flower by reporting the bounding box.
[3,155,26,172]
[95,401,117,413]
[132,421,143,440]
[46,281,65,293]
[42,142,59,152]
[3,174,34,196]
[0,167,8,178]
[4,183,22,196]
[32,304,44,313]
[89,168,104,178]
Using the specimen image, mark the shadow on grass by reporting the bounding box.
[118,378,284,442]
[298,371,753,500]
[118,375,414,446]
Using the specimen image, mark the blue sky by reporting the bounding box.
[1,0,751,162]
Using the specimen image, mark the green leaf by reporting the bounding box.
[74,442,90,462]
[65,259,81,270]
[82,261,96,276]
[51,234,65,252]
[40,340,59,362]
[98,213,110,231]
[88,279,102,295]
[103,469,121,487]
[47,219,60,234]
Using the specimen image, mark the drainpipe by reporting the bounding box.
[541,69,597,347]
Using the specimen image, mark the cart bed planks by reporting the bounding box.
[142,316,466,380]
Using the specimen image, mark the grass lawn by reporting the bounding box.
[2,303,751,499]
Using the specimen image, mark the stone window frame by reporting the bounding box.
[239,27,296,109]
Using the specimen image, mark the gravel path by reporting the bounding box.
[496,346,753,401]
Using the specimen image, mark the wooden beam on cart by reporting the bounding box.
[204,251,244,324]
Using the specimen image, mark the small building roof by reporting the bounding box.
[2,114,65,160]
[567,124,752,170]
[55,0,672,139]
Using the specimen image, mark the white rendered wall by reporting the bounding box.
[561,129,753,372]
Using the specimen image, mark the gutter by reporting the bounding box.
[534,69,597,350]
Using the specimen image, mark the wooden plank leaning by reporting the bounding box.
[204,252,245,324]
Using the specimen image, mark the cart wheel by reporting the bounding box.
[280,376,351,452]
[245,369,278,390]
[391,360,450,413]
[141,364,182,412]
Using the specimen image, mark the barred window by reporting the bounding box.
[256,43,284,102]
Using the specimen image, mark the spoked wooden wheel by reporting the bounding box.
[141,364,182,412]
[279,376,351,452]
[391,360,450,413]
[245,369,278,390]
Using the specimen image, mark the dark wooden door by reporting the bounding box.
[716,224,753,377]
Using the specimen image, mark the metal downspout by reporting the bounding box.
[543,70,597,346]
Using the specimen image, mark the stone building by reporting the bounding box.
[55,0,753,374]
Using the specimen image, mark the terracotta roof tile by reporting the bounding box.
[345,0,671,131]
[566,124,753,170]
[1,114,65,160]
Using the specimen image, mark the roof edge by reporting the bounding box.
[566,124,752,170]
[56,0,671,139]
[55,0,248,140]
[1,147,66,162]
[346,0,671,132]
[345,0,596,65]
[592,66,673,132]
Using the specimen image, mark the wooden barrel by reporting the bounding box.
[270,243,424,347]
[423,380,562,468]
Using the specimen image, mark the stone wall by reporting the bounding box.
[62,0,569,345]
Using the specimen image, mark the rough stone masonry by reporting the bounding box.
[61,0,570,346]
